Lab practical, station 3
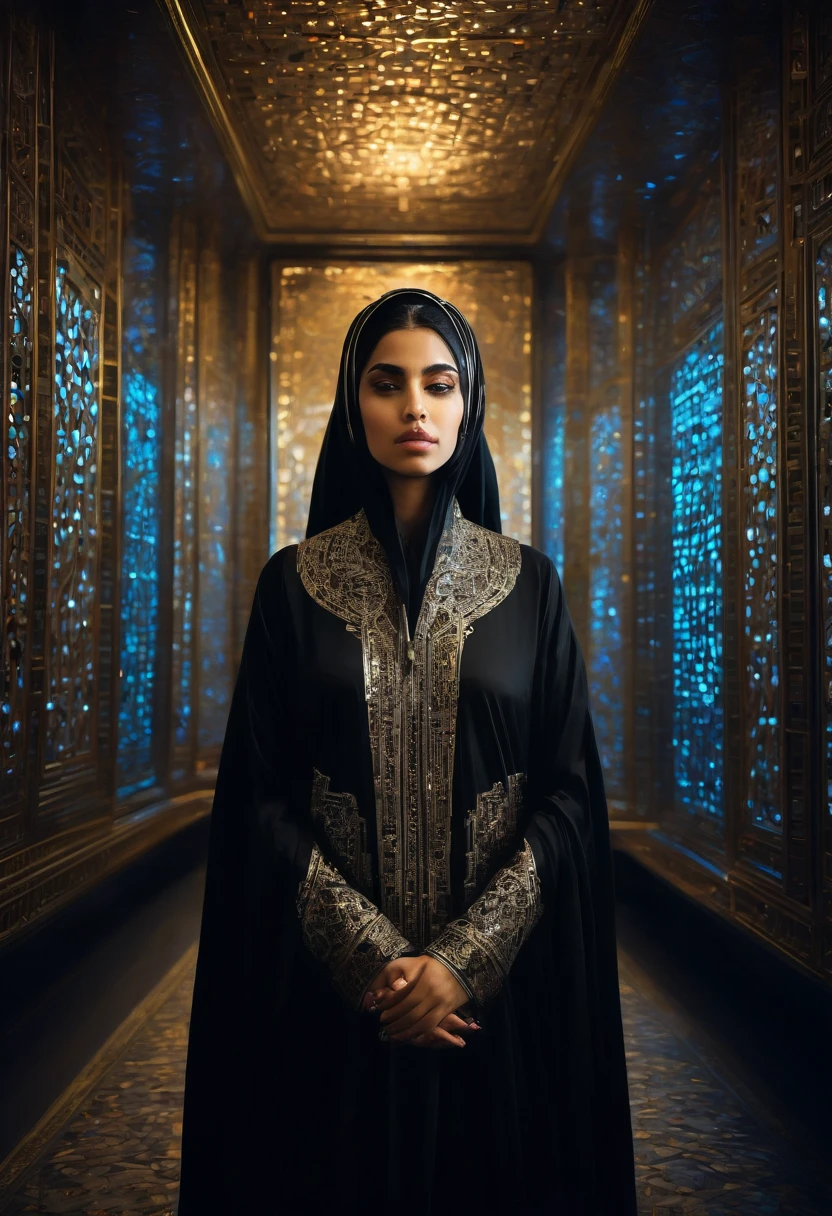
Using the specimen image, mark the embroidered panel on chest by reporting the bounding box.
[298,509,521,948]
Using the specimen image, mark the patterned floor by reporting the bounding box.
[0,949,827,1215]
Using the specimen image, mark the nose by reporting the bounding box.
[401,382,426,421]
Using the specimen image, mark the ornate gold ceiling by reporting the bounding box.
[163,0,648,244]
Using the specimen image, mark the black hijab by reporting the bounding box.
[305,287,502,629]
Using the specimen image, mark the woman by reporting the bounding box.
[177,288,637,1215]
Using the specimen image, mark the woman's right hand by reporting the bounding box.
[363,965,481,1049]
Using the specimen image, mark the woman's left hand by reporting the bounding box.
[363,973,480,1048]
[373,955,471,1043]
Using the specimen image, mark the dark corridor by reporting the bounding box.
[2,0,832,1211]
[0,832,830,1214]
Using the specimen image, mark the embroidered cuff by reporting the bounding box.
[297,844,412,1010]
[424,839,543,1006]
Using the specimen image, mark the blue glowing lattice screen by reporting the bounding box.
[172,256,198,758]
[670,324,724,818]
[2,246,33,789]
[198,424,232,749]
[589,401,625,798]
[741,306,780,831]
[542,307,566,573]
[117,236,161,797]
[197,363,232,751]
[817,241,832,820]
[47,266,100,763]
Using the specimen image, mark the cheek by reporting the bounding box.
[359,398,387,445]
[441,397,465,443]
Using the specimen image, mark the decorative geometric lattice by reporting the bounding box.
[817,241,832,825]
[176,0,630,236]
[270,261,532,549]
[589,258,618,388]
[2,245,33,797]
[45,265,100,764]
[736,61,778,269]
[741,305,780,831]
[196,255,233,753]
[172,249,198,760]
[668,193,722,324]
[670,323,724,819]
[117,236,161,798]
[589,401,625,799]
[542,375,565,575]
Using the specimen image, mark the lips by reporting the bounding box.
[395,428,438,446]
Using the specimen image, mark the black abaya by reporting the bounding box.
[178,289,636,1215]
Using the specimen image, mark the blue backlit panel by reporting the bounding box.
[2,246,33,795]
[589,401,625,798]
[542,294,566,574]
[670,324,724,819]
[117,236,161,798]
[817,241,832,823]
[46,265,100,764]
[543,407,565,575]
[741,306,780,831]
[172,250,198,760]
[197,408,232,750]
[196,259,233,753]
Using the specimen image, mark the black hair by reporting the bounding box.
[353,296,470,406]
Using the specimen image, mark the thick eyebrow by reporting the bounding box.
[365,361,459,376]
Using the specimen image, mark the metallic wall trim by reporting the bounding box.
[0,792,212,949]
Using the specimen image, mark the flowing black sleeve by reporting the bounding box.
[239,549,412,1010]
[424,553,610,1009]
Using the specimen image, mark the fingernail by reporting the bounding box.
[471,1022,482,1030]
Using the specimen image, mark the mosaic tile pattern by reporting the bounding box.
[1,951,826,1214]
[174,0,631,235]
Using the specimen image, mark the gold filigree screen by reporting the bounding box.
[270,262,532,549]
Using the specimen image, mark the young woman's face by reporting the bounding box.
[358,327,464,479]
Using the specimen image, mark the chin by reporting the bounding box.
[385,461,437,480]
[374,449,447,479]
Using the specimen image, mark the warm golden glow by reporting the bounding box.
[166,0,639,240]
[270,262,532,547]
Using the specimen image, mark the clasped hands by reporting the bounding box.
[362,955,481,1050]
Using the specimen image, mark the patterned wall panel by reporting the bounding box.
[538,261,566,574]
[0,2,266,946]
[195,244,234,756]
[45,262,102,769]
[234,258,269,659]
[586,256,626,801]
[171,218,199,777]
[589,402,626,798]
[818,239,832,838]
[739,302,781,834]
[668,193,723,327]
[2,249,34,824]
[117,234,162,797]
[669,324,725,824]
[270,261,532,550]
[0,12,37,844]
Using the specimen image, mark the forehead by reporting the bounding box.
[364,326,457,368]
